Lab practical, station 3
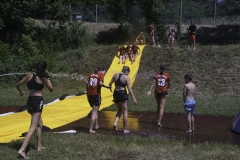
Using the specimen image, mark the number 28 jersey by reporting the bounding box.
[87,72,104,96]
[153,72,171,93]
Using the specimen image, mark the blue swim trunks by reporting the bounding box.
[184,99,196,114]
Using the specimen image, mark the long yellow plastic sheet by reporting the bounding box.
[0,45,145,143]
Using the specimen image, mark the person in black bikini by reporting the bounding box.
[15,61,53,159]
[109,66,137,133]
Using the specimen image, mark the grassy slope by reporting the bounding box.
[1,44,240,117]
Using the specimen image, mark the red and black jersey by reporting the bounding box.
[153,72,171,93]
[118,47,126,56]
[87,72,104,96]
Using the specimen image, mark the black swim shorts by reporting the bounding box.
[87,94,101,107]
[113,90,128,103]
[155,91,168,97]
[27,96,44,114]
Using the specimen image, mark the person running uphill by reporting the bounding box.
[147,64,170,127]
[183,74,196,133]
[109,66,137,133]
[15,61,53,159]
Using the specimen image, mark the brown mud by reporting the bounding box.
[1,107,240,145]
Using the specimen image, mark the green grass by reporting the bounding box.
[1,133,240,160]
[1,43,240,159]
[1,44,240,116]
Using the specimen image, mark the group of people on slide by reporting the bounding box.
[117,43,140,64]
[15,20,198,159]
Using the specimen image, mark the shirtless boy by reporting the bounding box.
[183,74,196,133]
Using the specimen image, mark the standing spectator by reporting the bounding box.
[147,64,170,127]
[149,25,156,46]
[183,74,196,133]
[188,20,198,50]
[16,61,53,159]
[169,29,175,49]
[109,66,137,133]
[86,67,111,133]
[135,32,146,45]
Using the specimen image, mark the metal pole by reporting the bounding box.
[96,4,97,23]
[70,4,72,21]
[180,0,182,24]
[214,0,217,25]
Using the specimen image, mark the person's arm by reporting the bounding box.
[126,76,137,104]
[43,77,53,92]
[147,79,155,96]
[43,70,53,92]
[15,75,28,97]
[136,35,140,42]
[99,81,111,89]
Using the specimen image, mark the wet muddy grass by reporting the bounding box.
[1,107,240,146]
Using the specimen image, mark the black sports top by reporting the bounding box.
[27,74,44,90]
[115,73,127,88]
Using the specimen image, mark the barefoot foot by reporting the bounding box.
[89,130,96,133]
[113,125,118,131]
[157,122,162,127]
[123,129,130,134]
[18,150,29,159]
[95,125,100,130]
[185,129,192,133]
[37,146,46,151]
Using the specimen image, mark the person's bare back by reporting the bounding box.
[183,81,195,100]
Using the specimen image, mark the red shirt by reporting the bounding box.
[118,47,126,56]
[87,72,104,96]
[153,72,171,93]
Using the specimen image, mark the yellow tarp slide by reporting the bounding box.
[0,45,145,143]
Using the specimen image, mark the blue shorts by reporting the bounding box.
[184,99,196,114]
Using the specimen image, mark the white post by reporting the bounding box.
[180,0,182,24]
[214,0,217,25]
[70,4,72,21]
[96,4,97,23]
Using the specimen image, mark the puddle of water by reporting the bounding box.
[1,107,240,145]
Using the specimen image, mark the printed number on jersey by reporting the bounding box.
[89,78,98,86]
[157,78,166,86]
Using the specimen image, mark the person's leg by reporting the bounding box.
[157,95,168,126]
[186,111,192,132]
[89,105,99,133]
[191,114,194,131]
[18,112,41,159]
[36,117,45,151]
[113,103,122,131]
[193,36,196,49]
[122,100,129,133]
[152,36,156,45]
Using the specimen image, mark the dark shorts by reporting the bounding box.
[27,96,44,114]
[113,90,128,103]
[155,91,168,97]
[87,94,101,107]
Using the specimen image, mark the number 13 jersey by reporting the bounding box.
[153,72,171,93]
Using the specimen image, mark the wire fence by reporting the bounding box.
[69,2,240,26]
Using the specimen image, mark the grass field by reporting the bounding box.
[1,43,240,159]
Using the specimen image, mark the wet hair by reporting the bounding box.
[122,66,130,73]
[159,64,166,75]
[184,74,192,81]
[36,61,49,78]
